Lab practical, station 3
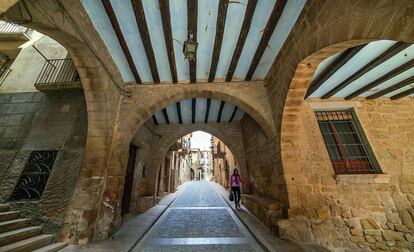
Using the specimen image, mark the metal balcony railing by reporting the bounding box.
[35,58,81,90]
[0,21,29,34]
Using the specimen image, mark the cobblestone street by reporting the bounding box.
[133,181,263,251]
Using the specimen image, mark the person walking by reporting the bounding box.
[229,169,242,209]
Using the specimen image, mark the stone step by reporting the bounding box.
[0,211,19,222]
[0,226,43,246]
[32,242,67,252]
[0,219,31,234]
[0,205,10,213]
[0,234,54,252]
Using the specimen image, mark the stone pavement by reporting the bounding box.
[62,181,326,252]
[132,181,263,251]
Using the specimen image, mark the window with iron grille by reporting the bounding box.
[10,150,58,201]
[315,110,381,174]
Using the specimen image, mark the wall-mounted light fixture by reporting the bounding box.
[183,33,198,61]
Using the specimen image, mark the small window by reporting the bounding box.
[315,110,381,174]
[10,150,58,201]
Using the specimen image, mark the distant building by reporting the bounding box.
[211,136,238,189]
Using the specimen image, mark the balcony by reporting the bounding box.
[34,58,81,91]
[212,148,226,158]
[0,21,31,41]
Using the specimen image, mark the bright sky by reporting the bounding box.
[190,131,212,151]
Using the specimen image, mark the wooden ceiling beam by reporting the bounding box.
[152,115,158,125]
[245,0,287,81]
[367,75,414,99]
[187,0,198,84]
[191,98,196,123]
[176,102,183,124]
[205,98,211,123]
[217,101,225,123]
[208,0,229,83]
[229,106,238,122]
[225,0,258,82]
[322,42,411,99]
[159,0,178,83]
[345,58,414,100]
[305,44,366,99]
[390,88,414,100]
[102,0,141,83]
[131,0,160,83]
[162,108,170,124]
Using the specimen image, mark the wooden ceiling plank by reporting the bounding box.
[102,0,142,83]
[345,58,414,100]
[208,0,229,83]
[225,0,258,82]
[245,0,287,81]
[305,44,366,99]
[367,75,414,99]
[131,0,160,83]
[322,42,411,99]
[159,0,178,83]
[187,0,198,84]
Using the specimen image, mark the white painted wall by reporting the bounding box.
[0,31,68,93]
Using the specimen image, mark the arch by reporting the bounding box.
[280,40,372,210]
[266,1,414,217]
[120,82,276,141]
[141,122,248,198]
[1,1,127,243]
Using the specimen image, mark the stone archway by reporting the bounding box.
[96,81,276,239]
[142,122,248,199]
[1,0,128,244]
[273,3,414,248]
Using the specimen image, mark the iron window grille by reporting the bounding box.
[9,150,58,201]
[0,59,14,86]
[315,110,381,174]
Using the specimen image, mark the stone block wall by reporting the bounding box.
[130,122,156,214]
[240,114,288,232]
[278,99,414,251]
[0,90,87,235]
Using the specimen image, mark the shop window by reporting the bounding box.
[315,110,381,174]
[10,150,58,201]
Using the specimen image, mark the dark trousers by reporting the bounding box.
[232,186,241,205]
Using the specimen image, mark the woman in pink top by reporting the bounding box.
[229,169,242,209]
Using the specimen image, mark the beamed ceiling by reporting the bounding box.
[82,0,306,84]
[306,40,414,100]
[152,98,244,125]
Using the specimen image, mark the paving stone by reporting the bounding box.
[150,209,243,238]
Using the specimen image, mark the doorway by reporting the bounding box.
[121,144,137,215]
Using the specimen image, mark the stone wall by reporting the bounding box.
[0,89,87,235]
[211,136,237,189]
[278,98,414,251]
[131,122,155,213]
[240,114,288,233]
